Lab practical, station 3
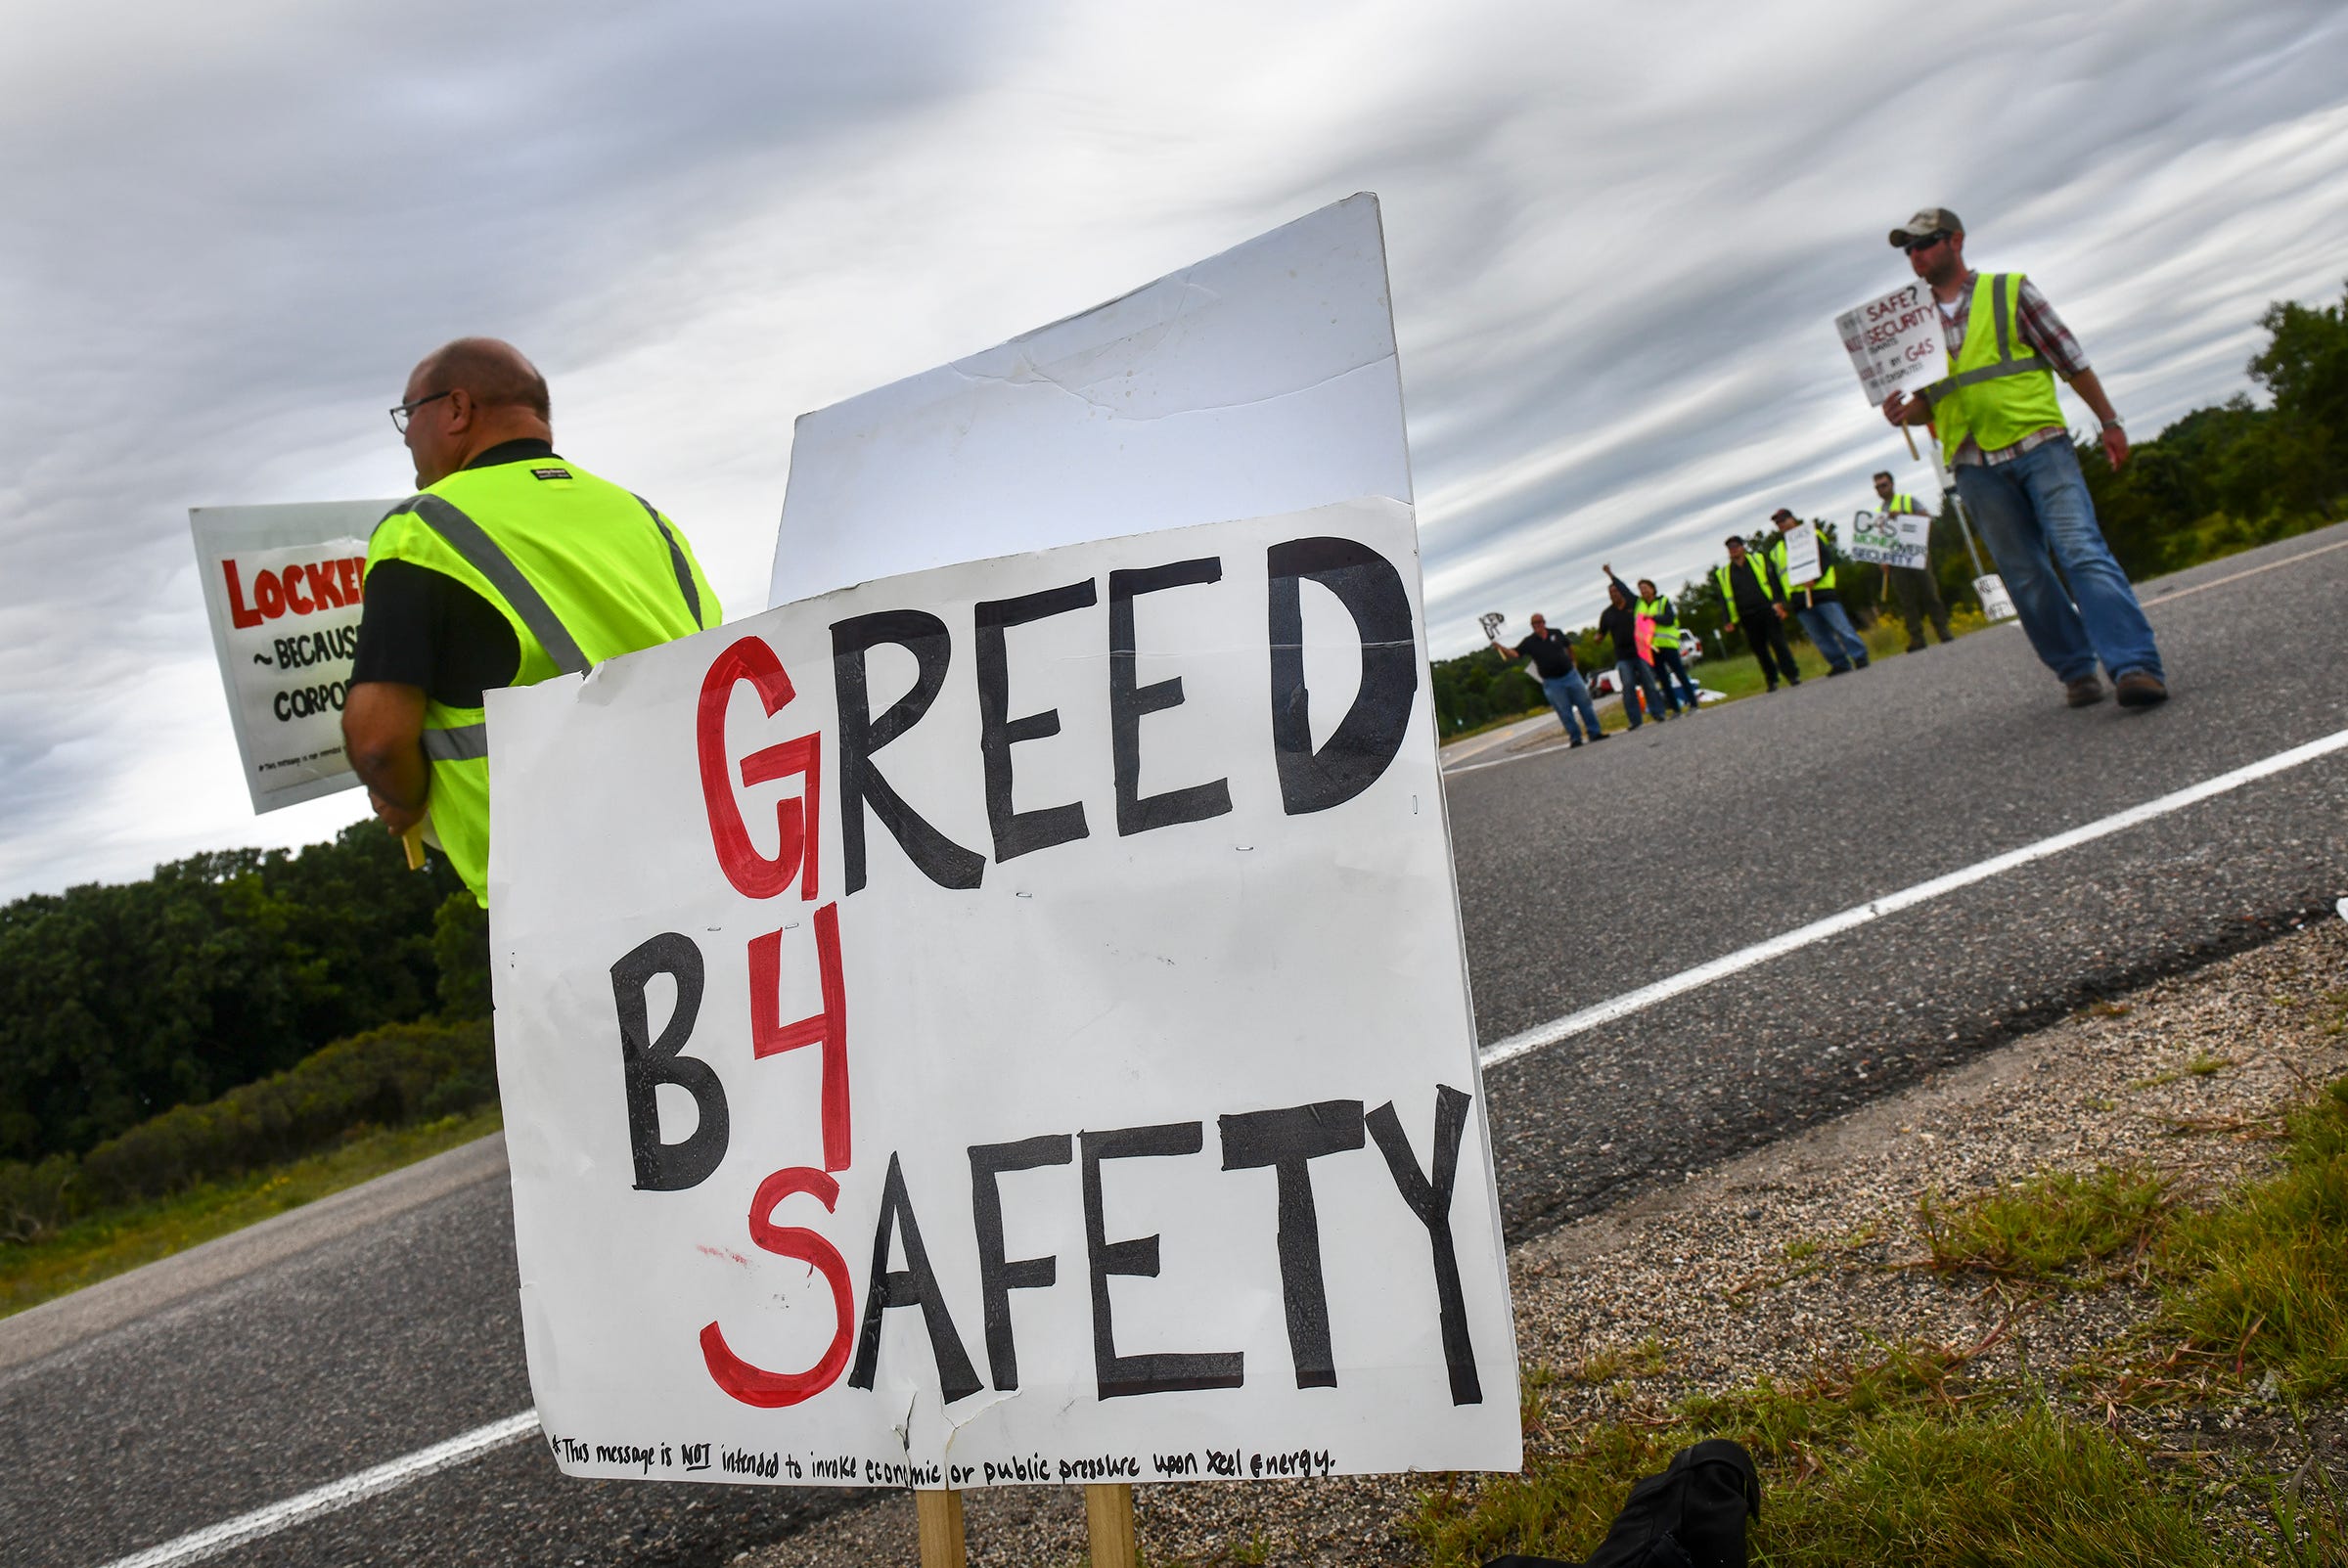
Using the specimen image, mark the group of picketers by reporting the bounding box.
[1487,490,1946,746]
[1487,566,1706,747]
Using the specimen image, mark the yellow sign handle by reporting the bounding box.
[401,824,426,872]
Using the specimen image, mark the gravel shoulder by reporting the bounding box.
[745,915,2348,1566]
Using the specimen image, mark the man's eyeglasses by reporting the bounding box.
[1904,232,1954,255]
[389,390,453,433]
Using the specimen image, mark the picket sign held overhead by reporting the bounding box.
[190,500,397,812]
[1846,509,1929,571]
[488,499,1521,1508]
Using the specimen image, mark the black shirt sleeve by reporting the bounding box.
[350,560,521,710]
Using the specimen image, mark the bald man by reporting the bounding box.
[343,338,721,905]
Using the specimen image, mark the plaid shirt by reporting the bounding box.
[1937,271,2090,466]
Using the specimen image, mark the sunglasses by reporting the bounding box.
[1904,232,1954,255]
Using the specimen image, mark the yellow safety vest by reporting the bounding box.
[366,456,719,905]
[1635,595,1682,650]
[1924,272,2068,465]
[1714,557,1780,623]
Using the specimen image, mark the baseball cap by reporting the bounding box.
[1889,207,1964,246]
[1770,508,1796,523]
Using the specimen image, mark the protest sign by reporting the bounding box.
[1847,508,1930,570]
[1833,280,1944,408]
[770,193,1409,607]
[489,497,1520,1491]
[1779,521,1821,587]
[190,500,395,812]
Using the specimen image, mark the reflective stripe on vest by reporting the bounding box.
[632,492,704,630]
[392,493,592,676]
[1923,273,2068,463]
[1635,595,1682,648]
[421,723,490,762]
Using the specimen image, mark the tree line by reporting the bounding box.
[0,823,487,1166]
[1434,281,2348,735]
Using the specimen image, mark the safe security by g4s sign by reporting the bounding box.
[487,498,1519,1489]
[1833,280,1944,409]
[190,500,399,812]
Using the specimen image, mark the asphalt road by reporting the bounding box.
[8,523,2346,1568]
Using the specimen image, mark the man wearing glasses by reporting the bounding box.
[1878,208,2166,709]
[343,337,721,906]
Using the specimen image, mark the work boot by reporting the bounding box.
[2114,672,2169,708]
[2065,675,2106,707]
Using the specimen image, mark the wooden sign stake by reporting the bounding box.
[916,1488,967,1568]
[1086,1483,1137,1568]
[1901,423,1919,461]
[400,823,426,872]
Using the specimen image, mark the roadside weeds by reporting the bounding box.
[750,918,2348,1566]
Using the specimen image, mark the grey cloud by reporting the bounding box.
[2,0,2345,895]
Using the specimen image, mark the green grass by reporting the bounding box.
[1918,1166,2181,1286]
[1412,1346,2219,1567]
[1418,1082,2348,1565]
[0,1105,502,1320]
[2163,1080,2348,1396]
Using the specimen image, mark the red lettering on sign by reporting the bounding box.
[340,557,364,603]
[697,636,822,901]
[699,1167,855,1408]
[254,568,286,619]
[748,902,850,1171]
[223,560,264,629]
[303,560,345,610]
[281,566,313,616]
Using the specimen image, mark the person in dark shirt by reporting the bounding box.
[1712,536,1800,692]
[1490,613,1605,745]
[1598,582,1670,728]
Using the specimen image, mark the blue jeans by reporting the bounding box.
[1650,645,1699,711]
[1615,658,1666,727]
[1954,439,2163,683]
[1540,672,1601,741]
[1794,600,1870,671]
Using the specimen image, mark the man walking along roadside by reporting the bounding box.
[1769,509,1871,675]
[1879,207,2168,708]
[1605,564,1701,714]
[1491,613,1606,746]
[1599,581,1672,727]
[342,338,722,906]
[1713,536,1800,692]
[1872,471,1953,650]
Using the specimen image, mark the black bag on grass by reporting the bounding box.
[1483,1438,1760,1568]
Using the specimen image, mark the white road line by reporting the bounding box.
[1479,726,2348,1069]
[97,1411,539,1568]
[2141,532,2348,606]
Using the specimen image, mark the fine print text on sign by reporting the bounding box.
[1834,281,1944,408]
[1846,509,1929,571]
[489,497,1519,1490]
[190,500,399,813]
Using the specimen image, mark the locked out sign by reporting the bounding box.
[488,497,1519,1490]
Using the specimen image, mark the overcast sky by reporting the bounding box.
[5,0,2345,900]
